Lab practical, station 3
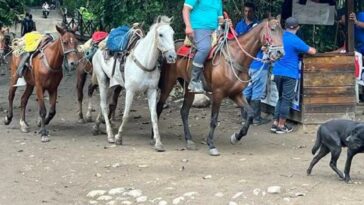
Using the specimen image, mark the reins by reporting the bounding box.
[40,35,77,72]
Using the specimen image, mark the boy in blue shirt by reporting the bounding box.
[271,17,316,134]
[182,0,223,93]
[241,51,271,125]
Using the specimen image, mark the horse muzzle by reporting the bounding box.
[164,50,177,64]
[67,61,78,70]
[268,46,285,62]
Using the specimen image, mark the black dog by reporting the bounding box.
[307,119,364,182]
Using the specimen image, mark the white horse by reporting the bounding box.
[92,16,176,151]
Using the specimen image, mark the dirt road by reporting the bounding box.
[0,8,363,205]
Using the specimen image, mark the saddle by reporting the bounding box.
[103,25,144,87]
[27,34,56,69]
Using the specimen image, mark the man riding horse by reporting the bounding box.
[182,0,224,93]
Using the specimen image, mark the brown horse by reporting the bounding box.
[4,25,79,142]
[75,54,122,123]
[156,18,284,156]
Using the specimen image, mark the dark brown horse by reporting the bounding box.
[4,25,79,142]
[157,18,284,156]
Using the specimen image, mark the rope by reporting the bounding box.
[213,21,269,84]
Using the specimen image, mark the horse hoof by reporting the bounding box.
[115,138,123,145]
[154,143,165,152]
[230,133,239,145]
[78,118,85,123]
[186,140,197,150]
[209,148,220,156]
[150,139,155,146]
[108,137,115,144]
[4,116,11,125]
[41,136,50,142]
[115,134,122,145]
[20,127,30,133]
[92,127,100,136]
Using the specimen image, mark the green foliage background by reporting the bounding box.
[61,0,359,52]
[0,0,25,25]
[2,0,363,52]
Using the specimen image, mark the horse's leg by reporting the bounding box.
[86,83,98,122]
[4,74,18,125]
[206,93,224,156]
[44,90,58,125]
[76,70,87,123]
[147,88,165,152]
[35,87,49,142]
[230,94,254,144]
[181,89,197,150]
[108,85,122,121]
[92,112,102,135]
[152,75,178,142]
[96,80,115,143]
[19,84,34,132]
[115,89,134,145]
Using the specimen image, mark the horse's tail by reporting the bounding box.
[312,126,323,155]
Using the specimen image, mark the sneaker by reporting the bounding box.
[270,124,278,132]
[275,124,293,134]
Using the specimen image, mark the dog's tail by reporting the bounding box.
[312,126,322,155]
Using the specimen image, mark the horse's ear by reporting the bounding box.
[156,16,161,23]
[56,25,66,35]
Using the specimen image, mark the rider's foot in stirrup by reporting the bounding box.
[14,77,27,87]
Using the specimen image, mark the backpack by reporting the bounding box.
[106,25,131,52]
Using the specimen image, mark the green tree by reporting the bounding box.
[62,0,361,52]
[0,0,25,25]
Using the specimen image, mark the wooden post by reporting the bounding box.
[346,0,355,52]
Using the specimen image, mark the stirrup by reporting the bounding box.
[13,77,27,87]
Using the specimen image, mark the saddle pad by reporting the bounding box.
[24,31,43,52]
[92,31,108,43]
[106,25,130,52]
[177,45,217,60]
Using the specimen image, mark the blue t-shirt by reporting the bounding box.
[273,31,309,79]
[355,12,364,51]
[235,19,259,36]
[250,51,268,70]
[184,0,223,30]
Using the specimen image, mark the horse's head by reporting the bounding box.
[56,25,79,70]
[260,17,284,62]
[154,16,176,63]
